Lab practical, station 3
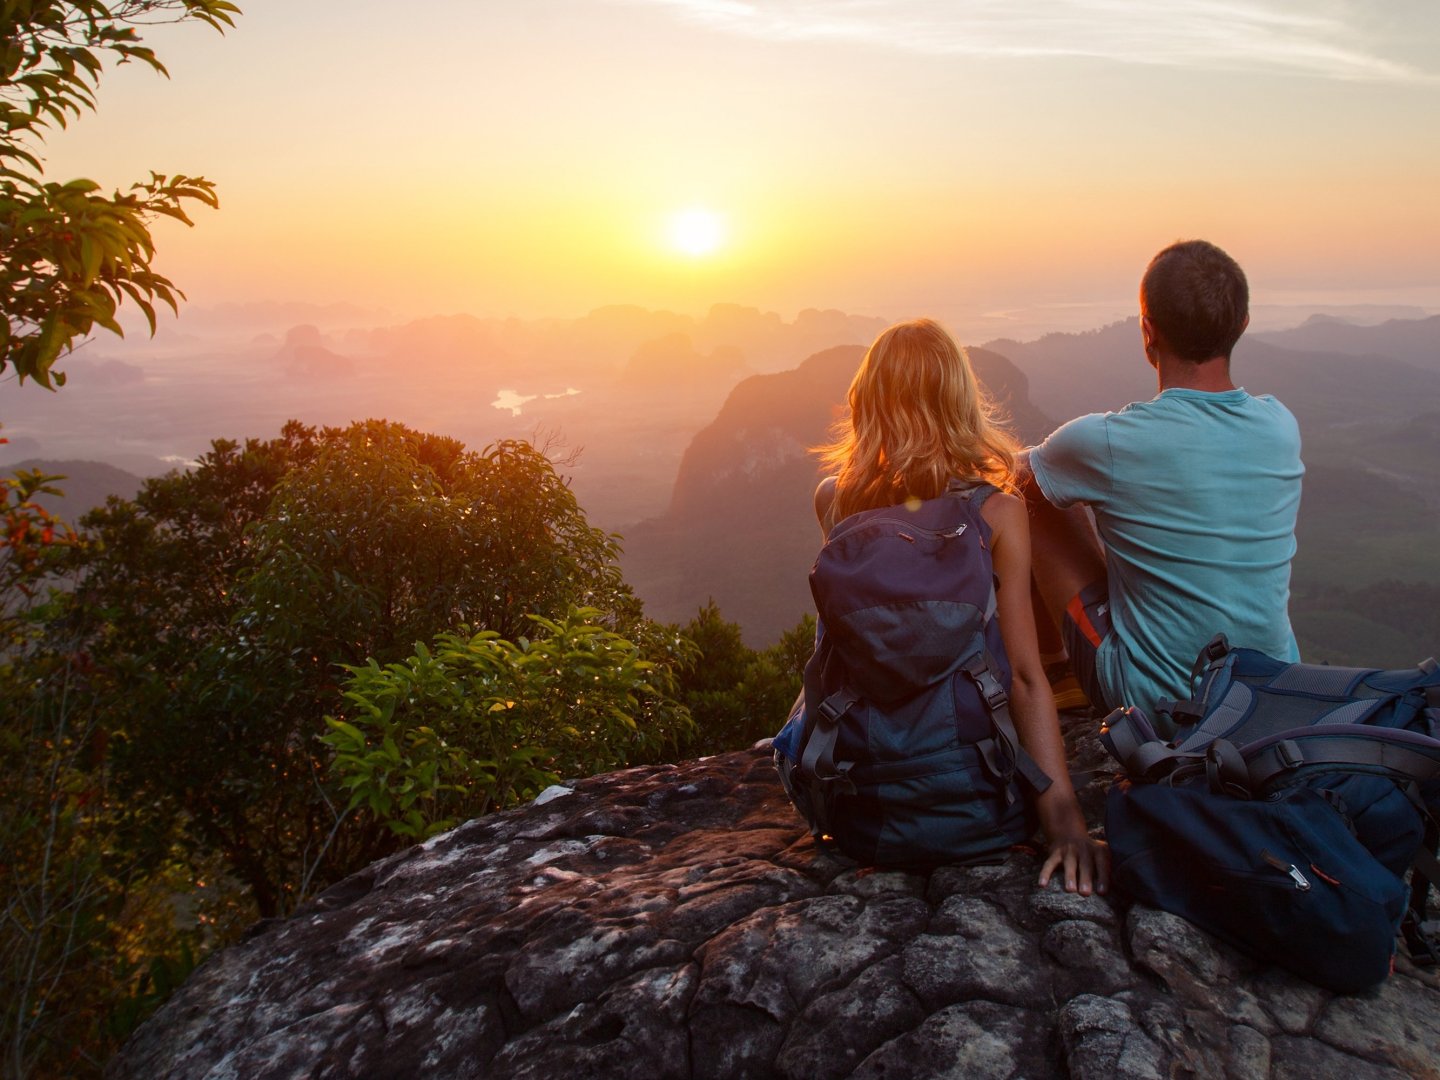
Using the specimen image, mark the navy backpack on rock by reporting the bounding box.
[1102,634,1440,993]
[773,482,1052,867]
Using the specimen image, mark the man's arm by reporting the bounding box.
[1025,414,1114,511]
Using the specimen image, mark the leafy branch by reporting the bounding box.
[1,1,241,387]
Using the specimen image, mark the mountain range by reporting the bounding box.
[624,314,1440,662]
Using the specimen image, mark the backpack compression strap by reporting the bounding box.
[1155,634,1236,729]
[962,653,1053,800]
[795,636,860,838]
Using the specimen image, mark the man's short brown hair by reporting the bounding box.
[1140,240,1249,362]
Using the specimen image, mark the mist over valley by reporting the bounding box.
[6,300,1438,664]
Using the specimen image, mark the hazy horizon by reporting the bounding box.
[22,3,1438,341]
[33,287,1439,361]
[5,297,1437,538]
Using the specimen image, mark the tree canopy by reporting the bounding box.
[65,420,646,913]
[1,1,240,388]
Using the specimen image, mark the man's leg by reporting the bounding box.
[1022,471,1113,710]
[1022,472,1106,621]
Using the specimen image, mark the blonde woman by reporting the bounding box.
[807,318,1107,895]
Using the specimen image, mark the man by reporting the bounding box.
[1022,239,1303,734]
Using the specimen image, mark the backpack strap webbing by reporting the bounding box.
[798,687,860,792]
[795,636,859,838]
[1241,726,1440,792]
[1189,634,1233,683]
[1100,706,1205,782]
[962,652,1053,800]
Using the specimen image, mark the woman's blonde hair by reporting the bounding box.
[817,318,1019,523]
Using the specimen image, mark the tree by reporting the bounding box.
[1,462,218,1079]
[673,602,812,755]
[68,420,647,917]
[241,421,637,664]
[1,1,240,388]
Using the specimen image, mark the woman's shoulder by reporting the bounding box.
[977,486,1023,531]
[814,476,838,530]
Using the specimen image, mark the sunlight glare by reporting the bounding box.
[668,207,726,258]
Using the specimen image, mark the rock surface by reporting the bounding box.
[110,743,1440,1079]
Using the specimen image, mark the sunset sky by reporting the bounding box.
[41,1,1440,338]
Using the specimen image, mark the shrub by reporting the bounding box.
[323,607,692,839]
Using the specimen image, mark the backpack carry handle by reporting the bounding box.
[1204,739,1253,799]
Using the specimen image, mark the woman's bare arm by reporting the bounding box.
[982,490,1109,895]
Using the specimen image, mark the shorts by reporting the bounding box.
[1062,581,1115,712]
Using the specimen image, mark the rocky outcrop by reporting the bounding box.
[111,736,1440,1079]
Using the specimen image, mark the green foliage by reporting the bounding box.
[674,602,812,755]
[1,647,120,1080]
[103,942,198,1045]
[1,0,240,387]
[323,608,692,840]
[242,421,634,663]
[1,418,799,1075]
[0,471,216,1080]
[1,460,78,642]
[66,420,647,919]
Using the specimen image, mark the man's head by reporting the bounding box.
[1140,240,1249,363]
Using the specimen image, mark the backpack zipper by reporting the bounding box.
[838,517,970,542]
[1260,848,1311,890]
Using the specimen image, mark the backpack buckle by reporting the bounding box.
[820,761,857,798]
[1189,634,1232,683]
[1275,739,1305,771]
[816,689,860,727]
[965,663,1009,713]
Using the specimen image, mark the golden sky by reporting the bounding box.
[40,1,1440,336]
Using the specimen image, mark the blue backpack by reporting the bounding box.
[1102,635,1440,993]
[773,483,1052,867]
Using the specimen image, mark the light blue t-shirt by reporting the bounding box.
[1029,388,1303,730]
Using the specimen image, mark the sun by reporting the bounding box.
[668,207,726,258]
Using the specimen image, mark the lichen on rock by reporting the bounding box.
[108,748,1440,1079]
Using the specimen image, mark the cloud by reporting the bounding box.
[624,0,1433,83]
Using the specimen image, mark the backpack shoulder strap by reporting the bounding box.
[1242,724,1440,792]
[945,478,999,510]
